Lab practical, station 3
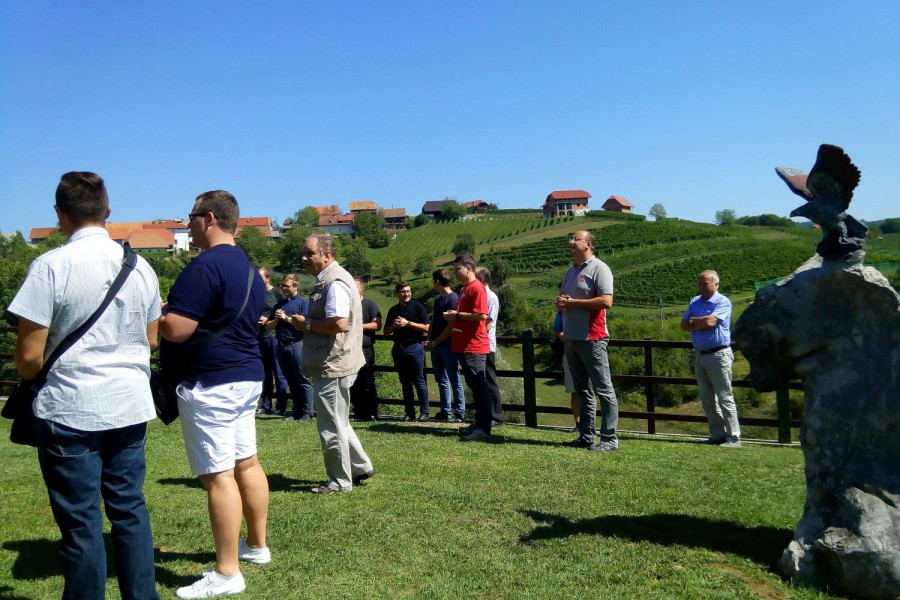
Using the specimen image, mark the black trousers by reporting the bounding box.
[486,351,503,422]
[350,346,378,419]
[458,353,492,434]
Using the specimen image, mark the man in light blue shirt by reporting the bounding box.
[681,270,741,447]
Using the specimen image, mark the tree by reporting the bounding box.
[413,213,429,228]
[648,203,667,221]
[880,218,900,234]
[481,255,508,287]
[278,225,312,272]
[715,209,736,226]
[293,206,320,228]
[336,235,371,276]
[236,226,274,266]
[439,198,464,222]
[451,233,475,256]
[354,211,390,248]
[414,254,433,279]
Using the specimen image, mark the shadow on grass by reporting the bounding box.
[157,474,318,493]
[520,510,792,567]
[368,423,560,447]
[0,538,210,589]
[0,584,32,600]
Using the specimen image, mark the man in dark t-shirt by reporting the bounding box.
[256,266,287,415]
[159,190,270,597]
[350,277,382,420]
[423,268,466,421]
[265,273,313,421]
[384,281,430,420]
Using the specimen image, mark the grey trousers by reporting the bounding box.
[565,339,618,444]
[310,372,373,491]
[695,348,741,441]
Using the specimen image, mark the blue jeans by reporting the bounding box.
[36,419,159,600]
[392,343,429,417]
[277,339,314,417]
[259,335,288,412]
[431,342,465,416]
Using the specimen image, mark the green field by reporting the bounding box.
[0,416,842,600]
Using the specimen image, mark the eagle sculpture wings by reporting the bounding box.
[775,144,867,260]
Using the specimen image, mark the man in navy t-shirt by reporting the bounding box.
[424,268,466,421]
[160,190,271,599]
[264,273,313,421]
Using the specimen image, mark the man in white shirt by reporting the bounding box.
[476,267,503,425]
[9,172,162,600]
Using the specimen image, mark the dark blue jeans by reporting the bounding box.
[392,343,429,417]
[277,339,314,417]
[259,335,289,412]
[36,418,159,600]
[457,353,493,434]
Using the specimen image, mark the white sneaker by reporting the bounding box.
[238,538,271,564]
[176,570,246,598]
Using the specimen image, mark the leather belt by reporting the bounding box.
[699,345,729,355]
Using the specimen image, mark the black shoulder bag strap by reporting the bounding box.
[194,264,256,354]
[32,243,139,387]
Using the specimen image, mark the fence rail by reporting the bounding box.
[0,326,801,443]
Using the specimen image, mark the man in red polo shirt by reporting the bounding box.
[444,254,493,441]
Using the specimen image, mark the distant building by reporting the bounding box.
[602,195,634,213]
[29,227,60,244]
[422,200,447,218]
[382,208,407,229]
[463,200,489,214]
[236,217,273,237]
[319,214,355,235]
[144,220,191,251]
[315,205,341,216]
[127,229,176,253]
[543,190,590,217]
[349,201,378,214]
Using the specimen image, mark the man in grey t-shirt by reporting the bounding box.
[555,229,619,452]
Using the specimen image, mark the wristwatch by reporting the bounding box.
[305,319,312,331]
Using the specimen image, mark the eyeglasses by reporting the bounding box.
[188,212,213,221]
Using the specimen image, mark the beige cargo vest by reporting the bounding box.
[302,261,365,379]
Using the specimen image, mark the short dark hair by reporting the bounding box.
[475,266,492,286]
[55,171,109,227]
[195,190,239,233]
[308,233,337,258]
[432,268,451,287]
[395,281,411,292]
[453,254,476,270]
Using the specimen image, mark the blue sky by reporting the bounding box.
[1,1,897,234]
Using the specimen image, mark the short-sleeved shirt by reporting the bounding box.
[385,300,429,348]
[7,227,162,431]
[560,255,613,341]
[317,261,352,318]
[269,294,308,344]
[260,286,285,338]
[166,244,265,387]
[683,291,732,351]
[451,280,490,354]
[429,292,459,346]
[360,297,381,349]
[484,285,499,353]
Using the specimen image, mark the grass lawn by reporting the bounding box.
[0,415,840,600]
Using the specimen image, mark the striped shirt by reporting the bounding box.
[8,227,162,430]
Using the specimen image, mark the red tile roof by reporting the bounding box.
[29,227,59,239]
[106,227,131,241]
[315,205,341,216]
[127,230,175,249]
[144,220,188,229]
[548,190,591,201]
[238,217,270,227]
[463,200,488,209]
[318,214,355,226]
[604,195,634,208]
[349,201,378,212]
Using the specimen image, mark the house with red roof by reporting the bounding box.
[543,190,591,217]
[462,200,489,214]
[602,195,634,213]
[349,201,378,214]
[28,227,61,244]
[319,214,355,235]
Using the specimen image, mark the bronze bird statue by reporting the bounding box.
[775,144,867,260]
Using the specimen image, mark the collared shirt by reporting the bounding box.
[269,294,308,344]
[560,255,613,341]
[316,261,352,318]
[8,227,162,431]
[485,285,499,353]
[683,291,732,351]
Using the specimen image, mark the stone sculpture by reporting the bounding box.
[734,145,900,600]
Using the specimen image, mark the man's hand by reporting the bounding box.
[443,310,458,323]
[394,316,409,327]
[423,340,434,351]
[289,314,307,330]
[258,315,268,326]
[555,295,572,310]
[275,308,288,321]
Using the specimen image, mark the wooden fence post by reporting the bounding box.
[776,384,791,444]
[644,337,656,434]
[522,329,537,428]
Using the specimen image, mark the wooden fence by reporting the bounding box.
[0,327,802,443]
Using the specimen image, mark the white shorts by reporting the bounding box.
[177,380,262,476]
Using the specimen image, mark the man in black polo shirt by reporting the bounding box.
[384,281,430,420]
[264,273,313,422]
[350,277,382,420]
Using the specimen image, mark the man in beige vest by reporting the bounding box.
[290,233,375,493]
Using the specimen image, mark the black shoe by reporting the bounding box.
[297,414,313,423]
[491,419,503,428]
[454,413,466,422]
[273,410,286,417]
[563,437,592,448]
[418,413,430,422]
[432,412,450,422]
[352,469,376,485]
[256,408,272,415]
[404,415,415,422]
